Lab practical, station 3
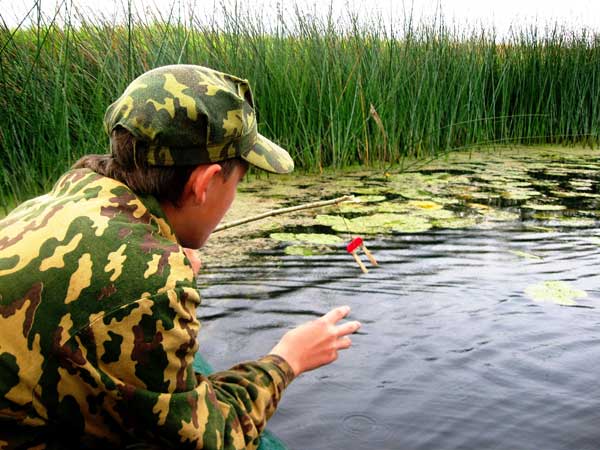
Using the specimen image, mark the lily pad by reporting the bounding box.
[353,195,387,203]
[270,232,343,245]
[374,202,412,213]
[395,187,435,200]
[337,202,381,214]
[406,200,443,210]
[316,213,431,234]
[468,203,493,211]
[389,216,433,233]
[525,280,588,306]
[315,214,348,229]
[550,190,600,199]
[522,203,567,211]
[351,187,387,195]
[500,188,541,201]
[414,208,455,220]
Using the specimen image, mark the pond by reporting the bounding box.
[197,147,600,450]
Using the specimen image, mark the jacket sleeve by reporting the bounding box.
[66,285,295,449]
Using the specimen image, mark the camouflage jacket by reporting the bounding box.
[0,169,294,449]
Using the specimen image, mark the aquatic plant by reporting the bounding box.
[2,3,600,211]
[525,280,588,306]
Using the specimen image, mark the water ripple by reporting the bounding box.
[198,226,600,450]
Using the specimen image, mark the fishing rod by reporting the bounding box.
[214,195,356,232]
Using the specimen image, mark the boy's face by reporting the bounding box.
[174,163,247,249]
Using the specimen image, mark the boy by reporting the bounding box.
[0,65,360,449]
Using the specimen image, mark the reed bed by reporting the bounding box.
[1,5,599,210]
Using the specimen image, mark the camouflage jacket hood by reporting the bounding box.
[0,169,293,449]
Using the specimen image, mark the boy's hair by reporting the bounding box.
[72,127,248,205]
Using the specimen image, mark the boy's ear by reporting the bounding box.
[185,164,222,205]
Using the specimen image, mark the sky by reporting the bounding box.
[3,0,600,37]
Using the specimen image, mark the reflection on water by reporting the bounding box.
[198,224,600,450]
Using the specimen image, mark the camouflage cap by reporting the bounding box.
[103,64,294,174]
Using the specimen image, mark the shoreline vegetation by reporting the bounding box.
[1,4,599,212]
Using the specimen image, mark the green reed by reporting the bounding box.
[1,5,599,210]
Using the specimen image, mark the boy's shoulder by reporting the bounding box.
[0,169,193,310]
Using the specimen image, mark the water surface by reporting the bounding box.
[198,224,599,449]
[198,148,600,449]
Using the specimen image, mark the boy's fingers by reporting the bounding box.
[336,321,361,337]
[322,306,351,323]
[336,336,352,350]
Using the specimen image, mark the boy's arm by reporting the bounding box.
[71,286,293,449]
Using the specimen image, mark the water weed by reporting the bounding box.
[1,3,599,211]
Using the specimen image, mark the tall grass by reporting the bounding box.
[1,5,599,210]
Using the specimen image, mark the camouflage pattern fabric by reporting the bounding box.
[0,169,295,449]
[104,65,294,174]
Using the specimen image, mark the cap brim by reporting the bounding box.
[241,134,294,174]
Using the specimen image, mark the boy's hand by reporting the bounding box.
[269,306,361,377]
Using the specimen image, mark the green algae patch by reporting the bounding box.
[270,233,344,245]
[510,250,543,260]
[315,215,348,229]
[525,280,588,306]
[200,146,600,267]
[269,233,344,258]
[316,213,432,234]
[351,187,387,195]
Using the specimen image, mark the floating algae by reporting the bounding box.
[315,213,432,234]
[270,233,344,257]
[509,250,543,260]
[525,280,588,306]
[200,147,600,266]
[269,233,344,245]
